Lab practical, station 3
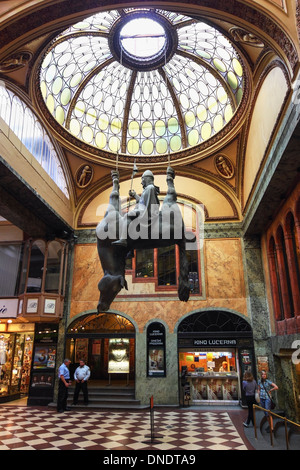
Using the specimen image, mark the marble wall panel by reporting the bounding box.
[69,238,248,331]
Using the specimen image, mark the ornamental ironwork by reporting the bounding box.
[178,310,252,333]
[39,8,245,160]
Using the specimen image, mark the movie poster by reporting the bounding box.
[108,338,130,374]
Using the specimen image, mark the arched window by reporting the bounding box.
[276,225,294,318]
[19,239,68,296]
[0,84,69,198]
[268,236,284,321]
[285,212,300,314]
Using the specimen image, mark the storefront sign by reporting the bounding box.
[147,322,166,377]
[0,298,18,318]
[193,338,237,347]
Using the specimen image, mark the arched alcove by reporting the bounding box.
[65,311,136,382]
[176,309,254,406]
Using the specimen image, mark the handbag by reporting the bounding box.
[255,390,260,404]
[262,382,276,410]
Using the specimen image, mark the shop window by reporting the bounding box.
[45,241,62,294]
[178,311,253,405]
[0,243,23,296]
[27,240,45,293]
[158,246,176,286]
[135,248,154,278]
[131,241,201,294]
[0,332,34,398]
[19,242,30,295]
[18,238,68,297]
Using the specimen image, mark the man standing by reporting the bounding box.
[72,359,91,406]
[57,358,72,413]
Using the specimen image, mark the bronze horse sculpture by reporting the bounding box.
[96,166,192,312]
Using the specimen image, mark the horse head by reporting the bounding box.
[97,274,128,312]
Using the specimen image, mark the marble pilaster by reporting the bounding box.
[135,326,178,405]
[242,235,273,366]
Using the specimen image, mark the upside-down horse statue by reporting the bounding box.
[96,166,192,312]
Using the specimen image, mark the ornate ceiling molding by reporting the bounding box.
[0,0,298,72]
[75,166,240,227]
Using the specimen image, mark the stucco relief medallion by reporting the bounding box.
[0,52,32,72]
[214,155,235,179]
[229,27,264,48]
[76,164,94,188]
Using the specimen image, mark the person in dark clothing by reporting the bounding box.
[57,358,72,413]
[242,371,257,427]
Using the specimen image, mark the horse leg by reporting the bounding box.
[96,170,129,312]
[177,240,190,302]
[162,166,177,207]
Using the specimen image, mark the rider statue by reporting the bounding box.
[112,170,160,248]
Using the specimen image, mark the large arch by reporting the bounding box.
[174,306,252,333]
[176,308,254,406]
[65,310,137,383]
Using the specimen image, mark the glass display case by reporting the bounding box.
[0,332,33,399]
[179,348,240,404]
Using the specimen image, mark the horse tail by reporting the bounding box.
[177,242,190,302]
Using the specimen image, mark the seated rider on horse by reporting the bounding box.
[112,170,160,249]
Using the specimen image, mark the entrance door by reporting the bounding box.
[89,339,102,379]
[66,313,136,383]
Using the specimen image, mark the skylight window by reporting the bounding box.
[39,8,245,161]
[120,18,166,59]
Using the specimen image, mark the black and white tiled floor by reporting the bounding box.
[0,405,253,451]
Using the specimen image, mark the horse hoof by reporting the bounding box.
[178,286,190,302]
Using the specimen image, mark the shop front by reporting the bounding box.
[0,323,34,402]
[178,310,255,406]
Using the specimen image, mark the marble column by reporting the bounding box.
[242,236,273,365]
[135,327,179,406]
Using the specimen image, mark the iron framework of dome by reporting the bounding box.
[38,8,246,165]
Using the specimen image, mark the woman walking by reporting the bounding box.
[258,370,278,432]
[243,371,257,427]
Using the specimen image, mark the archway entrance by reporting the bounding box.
[177,310,255,406]
[66,313,135,386]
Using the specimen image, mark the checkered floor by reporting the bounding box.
[0,405,252,451]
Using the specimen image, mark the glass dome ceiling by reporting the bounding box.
[39,8,244,160]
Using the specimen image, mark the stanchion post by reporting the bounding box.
[253,405,257,439]
[150,395,154,442]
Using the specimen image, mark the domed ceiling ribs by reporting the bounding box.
[65,56,115,129]
[39,8,245,165]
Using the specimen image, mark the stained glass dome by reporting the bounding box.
[39,8,244,160]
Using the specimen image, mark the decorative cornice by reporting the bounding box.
[1,0,297,71]
[76,166,240,227]
[2,0,294,169]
